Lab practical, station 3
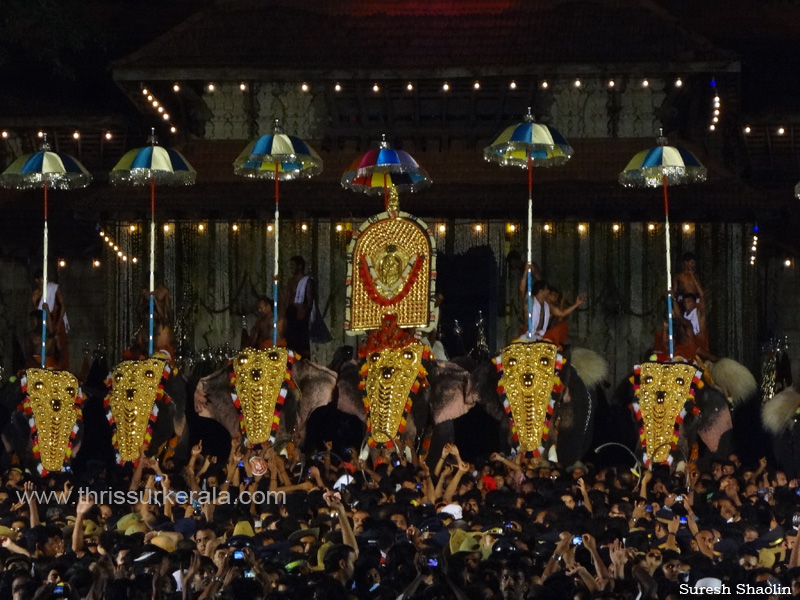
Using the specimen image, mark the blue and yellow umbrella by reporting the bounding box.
[620,133,707,359]
[234,120,322,346]
[0,136,92,367]
[484,108,573,339]
[110,130,196,356]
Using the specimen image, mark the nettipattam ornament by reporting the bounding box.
[494,342,563,456]
[358,314,430,448]
[229,347,295,447]
[631,360,703,466]
[104,358,172,464]
[20,369,84,475]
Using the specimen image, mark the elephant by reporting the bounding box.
[193,354,338,449]
[762,387,800,477]
[611,357,757,470]
[103,357,188,465]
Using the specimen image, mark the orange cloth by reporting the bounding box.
[543,321,569,347]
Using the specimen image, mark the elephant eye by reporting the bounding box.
[145,370,155,378]
[507,358,517,367]
[644,375,653,384]
[540,357,550,366]
[402,350,414,360]
[237,354,248,365]
[676,377,684,386]
[268,351,280,361]
[370,353,380,363]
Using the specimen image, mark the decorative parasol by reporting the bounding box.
[110,129,196,356]
[341,134,431,207]
[484,108,573,339]
[234,119,322,346]
[0,135,92,367]
[619,131,707,359]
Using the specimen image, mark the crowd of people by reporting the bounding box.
[0,436,799,600]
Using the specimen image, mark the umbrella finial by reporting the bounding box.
[380,133,390,149]
[147,128,159,146]
[273,119,283,134]
[525,107,534,123]
[40,133,51,152]
[657,128,667,147]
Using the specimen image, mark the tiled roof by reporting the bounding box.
[115,0,737,80]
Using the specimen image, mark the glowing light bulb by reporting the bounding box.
[147,95,153,101]
[301,223,308,232]
[173,83,181,93]
[72,131,80,140]
[608,80,615,88]
[142,88,149,96]
[648,223,656,232]
[372,83,380,93]
[334,83,342,92]
[509,81,517,90]
[170,126,177,133]
[438,224,446,233]
[105,132,113,140]
[778,127,786,135]
[474,224,483,232]
[577,223,586,233]
[132,257,138,263]
[714,109,720,116]
[508,224,516,233]
[675,78,683,87]
[1,130,7,139]
[612,223,620,233]
[442,82,450,92]
[541,80,549,89]
[232,224,239,232]
[207,83,216,92]
[335,224,343,232]
[157,106,164,113]
[543,223,551,232]
[473,81,480,90]
[709,125,716,131]
[574,79,582,88]
[239,82,247,91]
[198,224,205,232]
[129,225,136,232]
[785,259,793,268]
[406,82,414,91]
[152,100,159,107]
[122,255,128,262]
[163,224,171,232]
[93,260,101,267]
[642,79,649,87]
[117,251,122,257]
[267,224,273,232]
[113,245,118,251]
[37,131,44,138]
[58,260,66,268]
[301,83,309,92]
[162,113,170,120]
[683,223,691,232]
[744,126,751,134]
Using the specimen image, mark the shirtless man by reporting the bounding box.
[248,296,274,349]
[673,252,704,303]
[129,280,176,360]
[522,280,584,343]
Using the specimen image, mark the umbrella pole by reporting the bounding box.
[272,164,280,346]
[41,180,49,368]
[663,174,674,359]
[526,151,534,339]
[149,174,156,357]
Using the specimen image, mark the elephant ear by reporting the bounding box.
[336,362,366,422]
[194,367,240,440]
[710,358,757,407]
[468,359,505,422]
[290,359,338,445]
[569,347,608,389]
[762,388,800,436]
[692,385,733,454]
[428,361,472,425]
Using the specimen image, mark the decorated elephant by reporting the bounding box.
[103,355,188,465]
[0,369,86,475]
[762,387,800,477]
[611,357,756,469]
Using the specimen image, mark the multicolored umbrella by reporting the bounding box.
[620,132,707,359]
[341,135,432,206]
[110,130,196,356]
[234,119,323,346]
[484,108,573,339]
[0,136,92,367]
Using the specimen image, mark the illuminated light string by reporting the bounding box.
[97,227,138,264]
[139,86,177,133]
[709,78,721,132]
[750,229,759,267]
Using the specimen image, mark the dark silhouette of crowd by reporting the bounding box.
[0,438,799,600]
